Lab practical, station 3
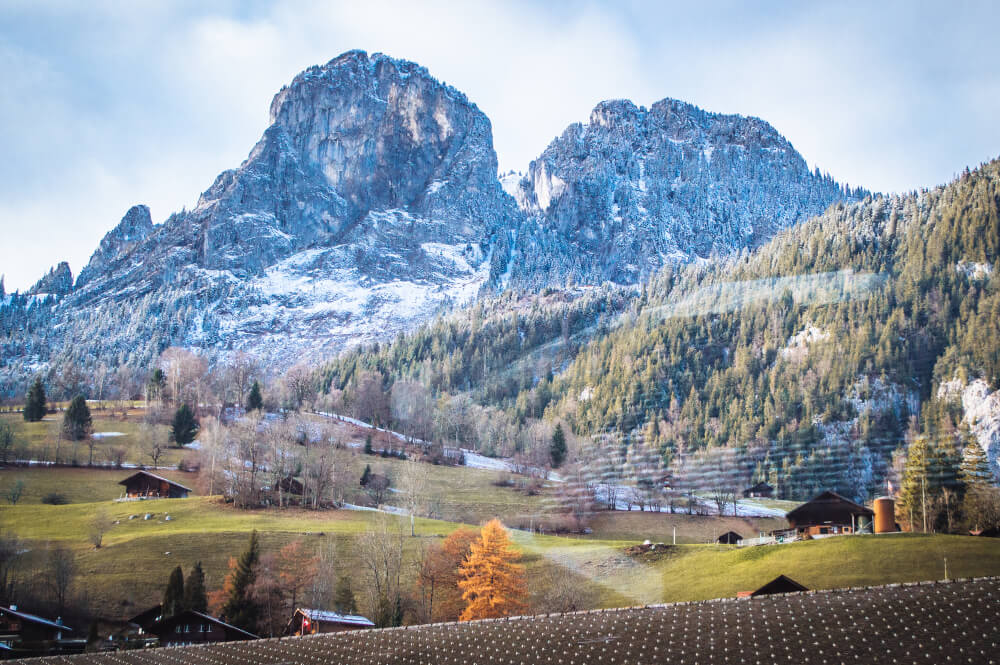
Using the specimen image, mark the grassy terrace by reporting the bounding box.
[3,485,1000,619]
[0,411,181,467]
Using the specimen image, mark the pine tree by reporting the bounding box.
[246,381,263,412]
[23,378,47,422]
[62,395,92,441]
[960,439,994,490]
[333,576,357,614]
[221,530,261,632]
[550,424,567,469]
[364,434,373,455]
[171,404,199,446]
[183,561,208,613]
[162,565,185,618]
[360,464,372,486]
[458,519,527,621]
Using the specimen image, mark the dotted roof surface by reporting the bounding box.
[13,577,1000,665]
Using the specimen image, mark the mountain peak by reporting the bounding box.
[28,261,73,297]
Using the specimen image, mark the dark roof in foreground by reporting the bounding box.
[12,577,1000,664]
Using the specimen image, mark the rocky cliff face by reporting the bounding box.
[53,50,517,365]
[1,50,856,388]
[508,98,856,286]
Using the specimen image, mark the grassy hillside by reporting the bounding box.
[0,467,197,504]
[0,411,181,467]
[3,491,998,620]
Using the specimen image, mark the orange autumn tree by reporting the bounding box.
[415,527,479,622]
[458,519,526,621]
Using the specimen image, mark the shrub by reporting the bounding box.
[42,492,69,505]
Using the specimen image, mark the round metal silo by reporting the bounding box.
[873,496,895,534]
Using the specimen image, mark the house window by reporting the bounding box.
[175,626,182,634]
[184,624,190,633]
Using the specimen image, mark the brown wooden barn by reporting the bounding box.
[147,610,257,646]
[274,476,305,496]
[785,490,874,537]
[742,482,775,498]
[717,531,743,544]
[284,609,375,636]
[118,471,191,499]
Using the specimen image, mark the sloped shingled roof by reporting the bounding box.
[10,578,1000,664]
[118,471,192,493]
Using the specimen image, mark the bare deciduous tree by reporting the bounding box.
[143,424,167,468]
[159,347,208,409]
[281,362,316,411]
[352,371,389,426]
[46,545,76,614]
[399,460,430,535]
[357,514,405,627]
[224,352,259,410]
[88,509,113,549]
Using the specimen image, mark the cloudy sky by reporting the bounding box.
[1,0,999,291]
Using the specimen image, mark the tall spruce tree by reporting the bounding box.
[333,576,357,614]
[221,530,261,633]
[171,404,199,446]
[183,561,208,613]
[960,439,994,490]
[550,424,567,468]
[23,378,47,422]
[162,565,185,618]
[246,381,263,412]
[62,395,92,441]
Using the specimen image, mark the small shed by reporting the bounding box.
[785,490,873,536]
[743,482,775,498]
[119,471,191,499]
[738,575,809,598]
[285,609,375,636]
[147,610,257,647]
[717,531,743,545]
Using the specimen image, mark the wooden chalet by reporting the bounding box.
[0,605,71,644]
[742,482,775,498]
[119,471,191,499]
[0,605,74,656]
[785,490,874,537]
[717,531,743,544]
[738,575,809,598]
[126,604,162,633]
[147,610,258,647]
[274,476,305,496]
[285,609,375,636]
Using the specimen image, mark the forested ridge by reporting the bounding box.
[318,159,1000,503]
